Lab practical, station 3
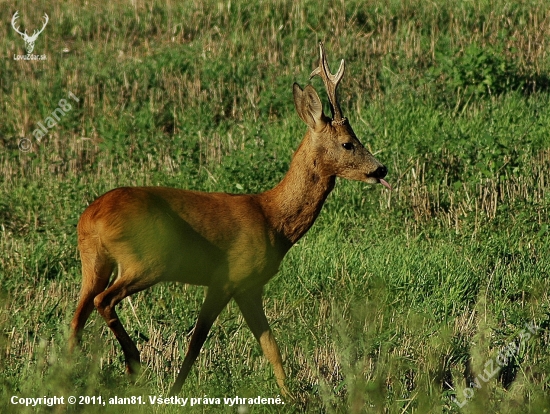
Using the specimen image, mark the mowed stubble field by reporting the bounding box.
[1,0,550,412]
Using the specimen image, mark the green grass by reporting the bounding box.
[1,0,550,412]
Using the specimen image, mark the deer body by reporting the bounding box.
[70,43,389,396]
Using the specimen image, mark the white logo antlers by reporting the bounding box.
[11,11,49,54]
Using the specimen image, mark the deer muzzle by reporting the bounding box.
[365,164,392,190]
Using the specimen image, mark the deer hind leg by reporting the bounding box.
[169,285,232,396]
[69,247,114,351]
[234,286,292,398]
[93,269,158,377]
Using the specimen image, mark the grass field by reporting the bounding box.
[1,0,550,412]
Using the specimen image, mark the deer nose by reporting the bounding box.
[373,165,387,179]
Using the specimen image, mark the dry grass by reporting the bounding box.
[385,149,550,234]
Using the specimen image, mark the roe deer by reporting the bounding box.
[69,42,390,396]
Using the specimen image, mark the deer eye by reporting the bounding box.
[342,142,354,150]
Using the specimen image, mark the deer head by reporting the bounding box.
[293,43,391,189]
[12,11,49,54]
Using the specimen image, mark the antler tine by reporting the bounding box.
[309,42,346,124]
[32,13,49,38]
[11,11,27,37]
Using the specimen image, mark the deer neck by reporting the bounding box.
[260,133,335,245]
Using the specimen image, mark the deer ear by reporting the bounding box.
[293,83,327,131]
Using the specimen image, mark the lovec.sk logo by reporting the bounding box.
[12,11,48,60]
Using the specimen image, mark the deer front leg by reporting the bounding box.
[234,286,292,398]
[169,286,232,396]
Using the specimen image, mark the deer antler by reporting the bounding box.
[309,42,346,125]
[11,11,48,40]
[11,11,26,37]
[30,13,49,41]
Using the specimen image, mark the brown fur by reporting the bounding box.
[69,55,388,396]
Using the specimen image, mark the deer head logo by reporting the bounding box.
[11,11,49,54]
